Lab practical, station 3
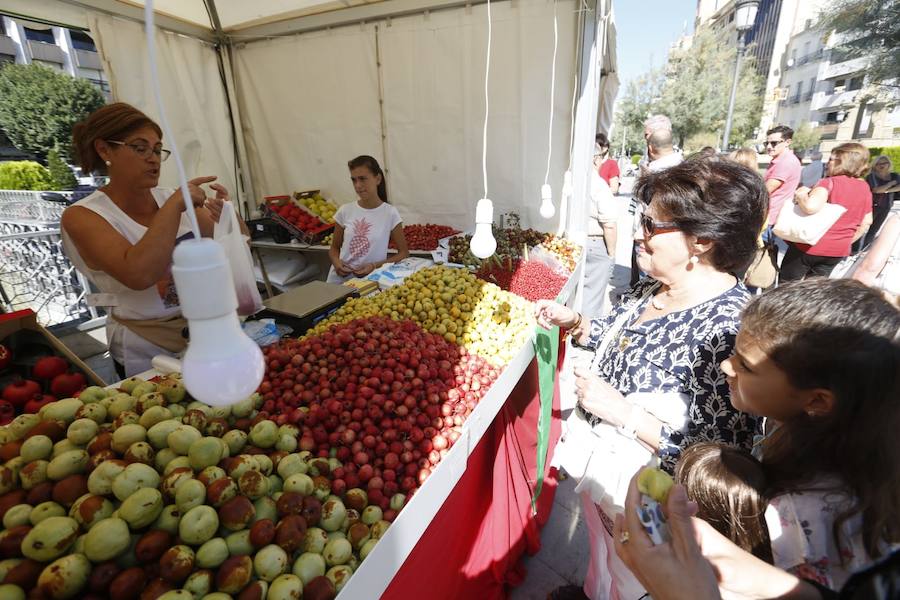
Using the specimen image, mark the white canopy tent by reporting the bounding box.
[3,0,617,234]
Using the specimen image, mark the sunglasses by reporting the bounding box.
[640,214,680,238]
[764,140,784,147]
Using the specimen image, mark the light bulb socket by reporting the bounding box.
[475,198,494,224]
[172,239,237,320]
[541,184,552,201]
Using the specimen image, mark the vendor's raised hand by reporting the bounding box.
[573,367,628,426]
[534,299,578,330]
[204,183,229,223]
[171,176,217,212]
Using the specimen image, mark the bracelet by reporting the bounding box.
[569,312,583,332]
[617,404,642,440]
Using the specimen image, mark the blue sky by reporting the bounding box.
[613,0,698,86]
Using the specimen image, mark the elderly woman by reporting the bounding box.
[62,102,236,378]
[538,158,767,600]
[860,155,900,250]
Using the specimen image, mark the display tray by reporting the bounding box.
[262,196,334,245]
[115,257,584,599]
[336,256,582,599]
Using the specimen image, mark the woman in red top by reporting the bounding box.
[595,132,620,193]
[779,143,873,281]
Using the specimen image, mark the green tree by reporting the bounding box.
[791,122,822,152]
[0,63,104,162]
[655,26,764,149]
[47,145,77,190]
[0,161,53,190]
[611,68,665,156]
[817,0,898,89]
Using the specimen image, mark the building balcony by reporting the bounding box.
[27,40,64,65]
[804,91,813,102]
[74,48,100,70]
[0,35,16,58]
[822,56,867,80]
[811,89,858,112]
[790,95,802,104]
[817,123,840,140]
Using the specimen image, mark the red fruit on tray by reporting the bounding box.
[24,394,55,414]
[33,355,69,380]
[0,401,14,425]
[2,379,41,408]
[0,344,11,371]
[50,372,87,398]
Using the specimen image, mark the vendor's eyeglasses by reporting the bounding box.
[108,140,171,161]
[640,214,680,238]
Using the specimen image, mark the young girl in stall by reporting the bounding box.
[327,155,409,283]
[720,278,900,591]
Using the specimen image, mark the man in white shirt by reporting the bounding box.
[583,149,617,319]
[629,124,683,284]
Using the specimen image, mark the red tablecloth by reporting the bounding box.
[384,343,565,599]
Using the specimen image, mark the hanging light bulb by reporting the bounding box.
[539,184,555,218]
[171,239,265,406]
[470,198,497,258]
[144,1,264,406]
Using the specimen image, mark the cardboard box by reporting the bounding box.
[0,309,107,387]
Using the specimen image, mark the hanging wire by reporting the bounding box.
[481,0,492,199]
[543,0,558,186]
[144,2,202,240]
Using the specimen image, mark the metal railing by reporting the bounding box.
[0,190,102,330]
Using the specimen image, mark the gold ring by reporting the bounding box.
[618,531,630,545]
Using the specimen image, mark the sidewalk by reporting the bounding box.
[511,183,635,598]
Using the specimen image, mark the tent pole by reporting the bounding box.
[203,0,258,218]
[375,25,390,181]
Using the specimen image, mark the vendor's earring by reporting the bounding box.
[105,160,111,166]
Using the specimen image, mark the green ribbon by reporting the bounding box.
[531,321,559,514]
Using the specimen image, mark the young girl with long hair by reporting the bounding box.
[327,155,408,283]
[721,277,900,590]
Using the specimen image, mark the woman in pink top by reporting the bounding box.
[779,143,873,281]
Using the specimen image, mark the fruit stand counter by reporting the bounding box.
[336,259,581,599]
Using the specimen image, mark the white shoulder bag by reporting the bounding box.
[773,178,846,245]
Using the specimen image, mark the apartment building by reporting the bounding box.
[773,27,900,153]
[0,15,110,101]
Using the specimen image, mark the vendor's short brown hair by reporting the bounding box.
[72,103,162,174]
[828,143,870,178]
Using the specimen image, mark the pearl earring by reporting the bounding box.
[105,160,111,167]
[689,255,699,265]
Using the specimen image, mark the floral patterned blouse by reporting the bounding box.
[765,484,877,591]
[579,278,759,472]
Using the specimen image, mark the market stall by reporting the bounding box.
[0,0,616,597]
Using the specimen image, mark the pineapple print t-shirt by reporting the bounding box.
[327,201,402,283]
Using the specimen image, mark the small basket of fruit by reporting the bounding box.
[263,195,334,245]
[293,190,338,225]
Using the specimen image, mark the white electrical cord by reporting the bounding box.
[568,72,578,157]
[543,1,558,186]
[481,0,492,200]
[144,2,201,241]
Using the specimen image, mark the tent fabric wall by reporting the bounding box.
[231,27,383,210]
[377,1,577,230]
[231,0,577,231]
[87,13,237,198]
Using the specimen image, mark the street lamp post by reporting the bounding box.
[721,0,759,152]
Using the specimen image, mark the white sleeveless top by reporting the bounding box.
[61,188,195,376]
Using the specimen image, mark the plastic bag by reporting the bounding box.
[366,257,434,289]
[214,201,263,316]
[242,319,291,347]
[527,245,570,278]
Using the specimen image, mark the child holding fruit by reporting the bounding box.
[615,279,900,596]
[327,156,409,283]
